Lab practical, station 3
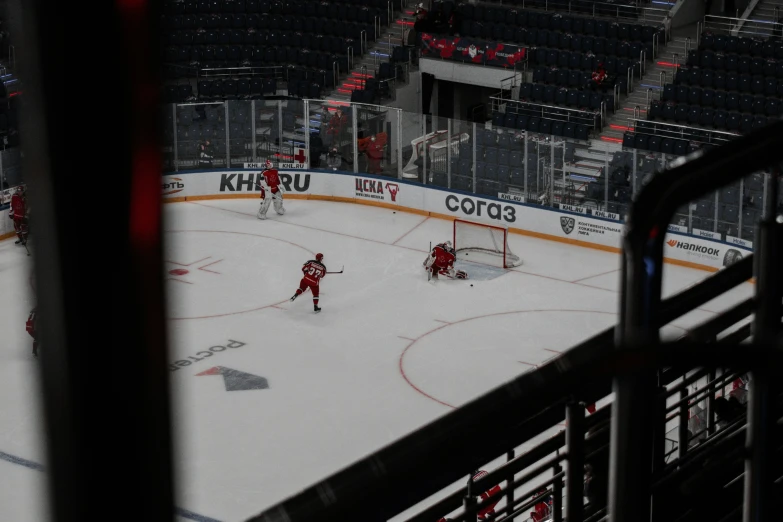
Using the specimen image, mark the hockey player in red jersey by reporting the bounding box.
[257,159,286,220]
[26,307,37,357]
[472,470,501,520]
[423,241,468,280]
[9,185,28,246]
[290,253,326,313]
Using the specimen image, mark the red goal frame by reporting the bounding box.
[453,219,516,269]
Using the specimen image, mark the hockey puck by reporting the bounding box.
[470,284,473,287]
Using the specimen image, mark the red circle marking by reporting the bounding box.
[398,310,688,409]
[165,229,314,320]
[169,268,189,276]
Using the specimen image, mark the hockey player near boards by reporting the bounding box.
[197,139,214,168]
[26,307,37,357]
[423,241,468,280]
[9,185,28,246]
[290,253,326,313]
[257,159,286,220]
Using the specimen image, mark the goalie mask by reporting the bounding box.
[263,159,274,170]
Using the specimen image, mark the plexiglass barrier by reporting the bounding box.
[161,99,780,248]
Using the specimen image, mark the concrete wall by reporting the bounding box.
[671,0,705,29]
[419,58,522,90]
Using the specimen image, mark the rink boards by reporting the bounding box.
[160,169,752,272]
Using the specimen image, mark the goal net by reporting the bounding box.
[453,219,522,268]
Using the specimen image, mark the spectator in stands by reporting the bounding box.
[584,419,610,516]
[326,147,342,170]
[713,396,745,429]
[326,109,347,147]
[529,489,552,522]
[728,377,748,405]
[197,139,214,168]
[591,63,608,90]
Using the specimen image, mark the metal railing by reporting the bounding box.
[490,97,602,131]
[611,120,783,522]
[699,13,783,40]
[631,118,738,145]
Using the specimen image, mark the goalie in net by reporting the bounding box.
[453,219,522,268]
[423,241,468,280]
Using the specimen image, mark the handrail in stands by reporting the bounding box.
[610,120,783,521]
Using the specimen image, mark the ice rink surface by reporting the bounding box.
[0,198,754,522]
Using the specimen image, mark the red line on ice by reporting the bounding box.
[392,216,429,245]
[166,256,211,267]
[166,278,193,285]
[399,309,616,409]
[571,268,619,283]
[197,258,223,274]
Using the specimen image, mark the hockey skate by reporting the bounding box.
[290,293,299,302]
[314,305,321,313]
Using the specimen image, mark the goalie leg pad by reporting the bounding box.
[273,196,285,215]
[257,197,272,219]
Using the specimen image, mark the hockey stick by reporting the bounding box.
[23,241,30,256]
[427,241,431,281]
[326,266,344,274]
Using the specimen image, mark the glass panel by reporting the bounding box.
[400,109,427,184]
[226,100,253,169]
[739,171,765,242]
[278,99,305,165]
[176,102,226,170]
[161,106,175,172]
[253,99,282,164]
[355,103,397,178]
[306,100,348,172]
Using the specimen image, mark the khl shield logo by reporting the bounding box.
[560,216,576,235]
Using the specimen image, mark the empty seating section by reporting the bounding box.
[162,0,392,100]
[645,33,783,133]
[453,3,662,58]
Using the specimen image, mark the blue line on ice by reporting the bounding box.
[0,450,223,522]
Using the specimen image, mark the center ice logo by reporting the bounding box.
[355,178,400,202]
[560,217,575,235]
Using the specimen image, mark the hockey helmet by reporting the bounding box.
[264,158,274,170]
[315,253,324,262]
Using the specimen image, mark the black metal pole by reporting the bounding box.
[465,472,477,522]
[565,402,585,522]
[552,464,564,522]
[506,450,515,518]
[678,389,689,460]
[744,170,782,522]
[707,369,716,437]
